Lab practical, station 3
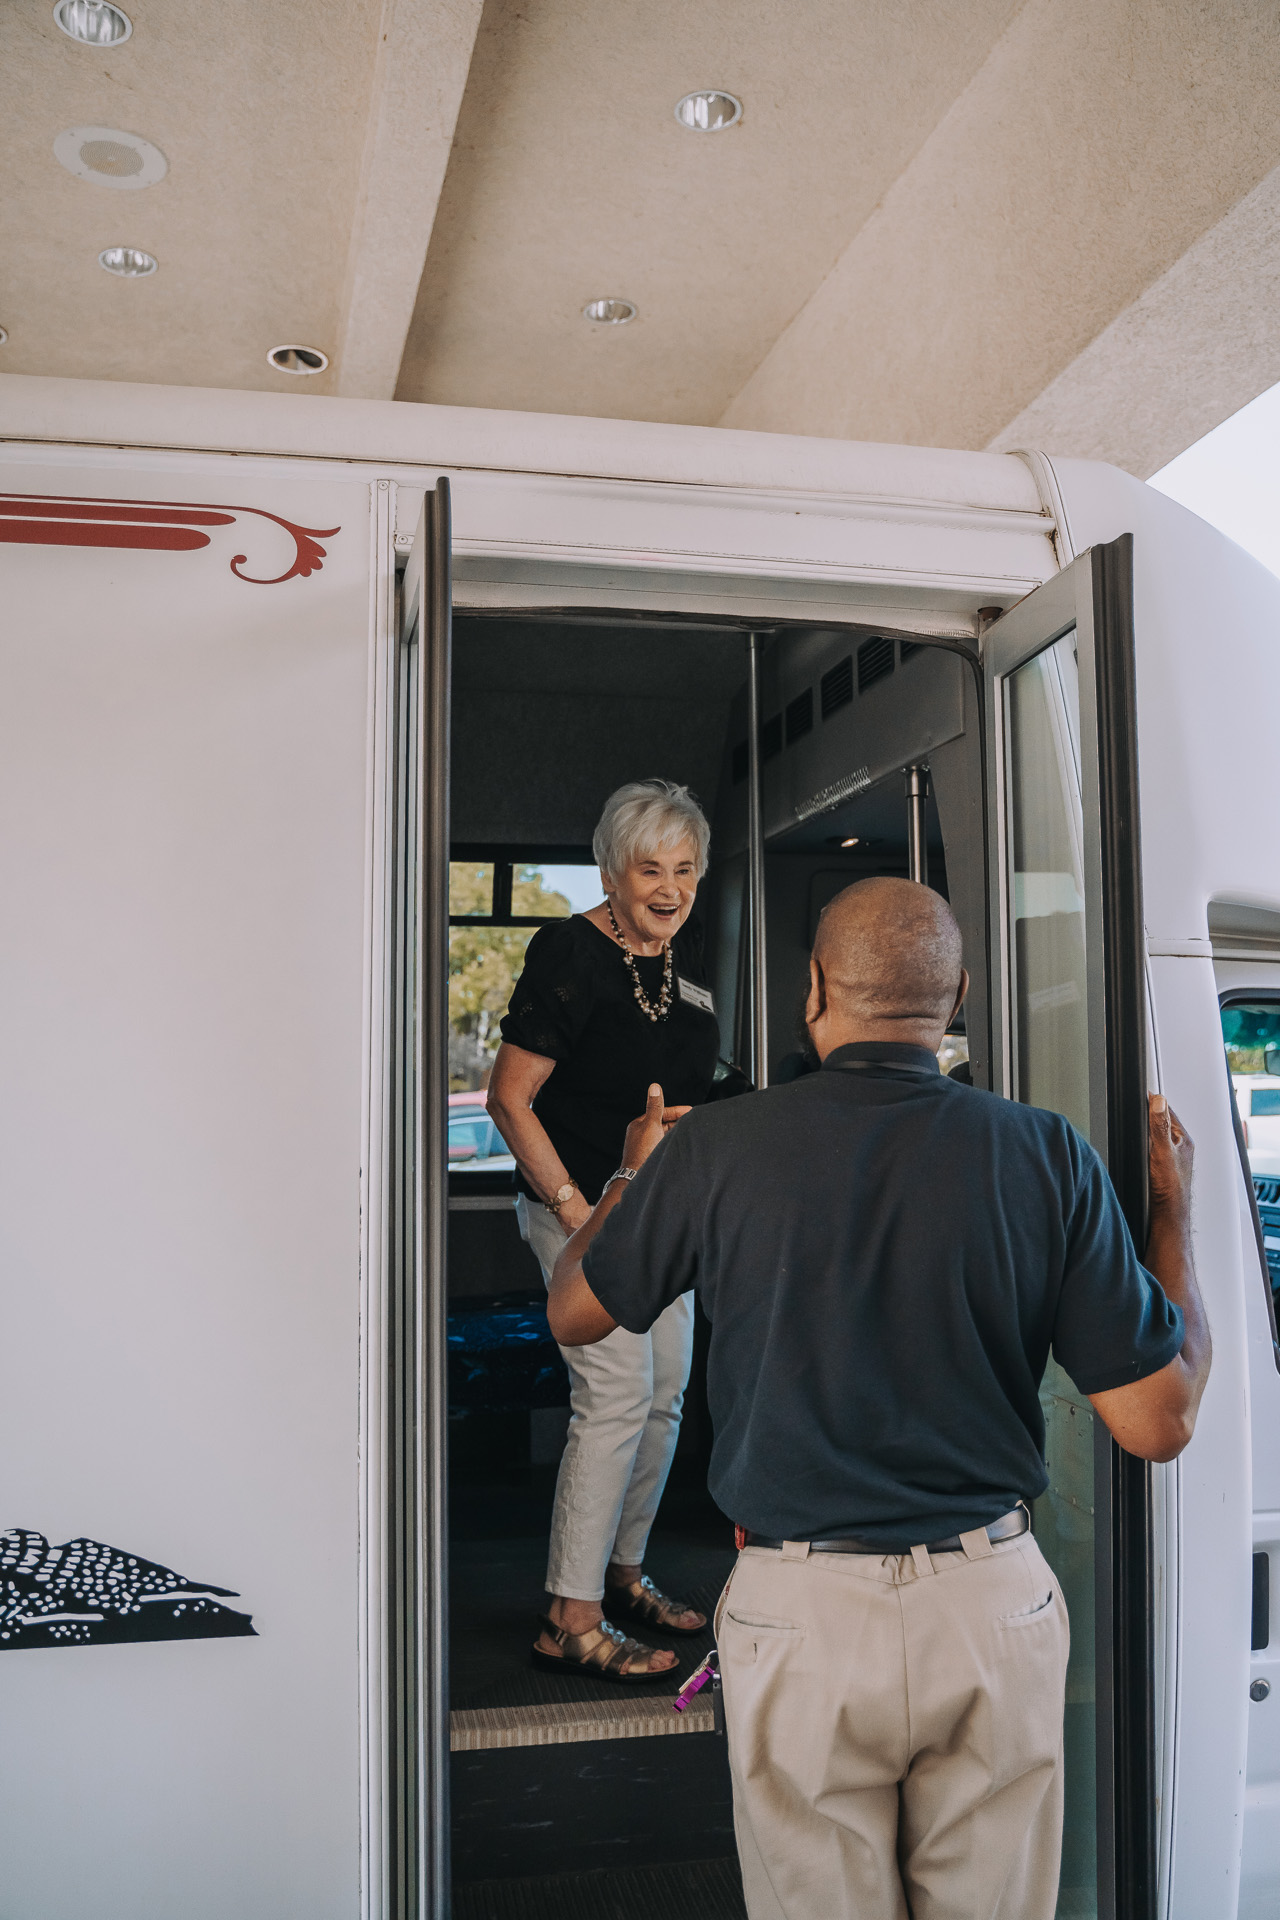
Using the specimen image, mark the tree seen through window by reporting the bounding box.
[448,864,573,1090]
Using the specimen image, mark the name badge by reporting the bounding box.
[677,976,715,1015]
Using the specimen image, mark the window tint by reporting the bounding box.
[1222,1002,1280,1304]
[1224,1001,1280,1184]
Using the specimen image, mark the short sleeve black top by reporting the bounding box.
[582,1042,1185,1546]
[499,914,721,1203]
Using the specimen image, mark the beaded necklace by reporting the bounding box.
[606,898,674,1023]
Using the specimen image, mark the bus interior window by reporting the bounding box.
[444,614,975,1912]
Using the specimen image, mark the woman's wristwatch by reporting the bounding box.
[544,1180,579,1217]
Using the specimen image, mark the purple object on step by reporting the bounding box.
[673,1649,718,1712]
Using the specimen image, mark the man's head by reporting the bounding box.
[805,877,967,1059]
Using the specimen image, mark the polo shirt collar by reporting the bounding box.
[821,1041,941,1075]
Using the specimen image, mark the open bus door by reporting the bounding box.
[384,479,453,1920]
[982,536,1155,1920]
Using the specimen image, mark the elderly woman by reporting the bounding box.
[487,779,722,1682]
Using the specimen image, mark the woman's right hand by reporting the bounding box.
[559,1189,594,1235]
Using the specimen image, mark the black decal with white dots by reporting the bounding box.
[1,1529,256,1649]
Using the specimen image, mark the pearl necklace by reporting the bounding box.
[606,899,673,1023]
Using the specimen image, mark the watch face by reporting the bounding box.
[554,1182,575,1205]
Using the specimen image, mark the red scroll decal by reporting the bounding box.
[0,493,340,584]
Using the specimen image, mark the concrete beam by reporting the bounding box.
[332,0,484,401]
[987,163,1280,477]
[719,0,1280,459]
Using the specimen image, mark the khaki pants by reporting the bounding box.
[716,1529,1069,1920]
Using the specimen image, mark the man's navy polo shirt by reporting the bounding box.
[582,1041,1184,1546]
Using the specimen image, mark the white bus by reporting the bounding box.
[1,375,1275,1920]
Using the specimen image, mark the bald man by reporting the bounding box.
[547,878,1209,1920]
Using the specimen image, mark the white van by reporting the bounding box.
[1,375,1276,1920]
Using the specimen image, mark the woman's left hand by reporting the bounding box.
[622,1084,691,1172]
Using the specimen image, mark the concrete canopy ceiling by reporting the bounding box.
[0,0,482,399]
[395,0,1024,424]
[6,0,1280,476]
[0,0,381,395]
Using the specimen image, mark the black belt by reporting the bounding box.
[744,1504,1030,1557]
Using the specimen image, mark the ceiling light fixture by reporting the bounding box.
[0,328,8,345]
[674,90,742,133]
[268,344,329,375]
[841,837,860,848]
[582,298,636,325]
[55,125,166,189]
[54,1,133,45]
[98,246,156,276]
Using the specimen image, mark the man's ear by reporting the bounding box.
[805,956,827,1030]
[949,968,970,1027]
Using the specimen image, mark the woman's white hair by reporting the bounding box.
[593,779,711,882]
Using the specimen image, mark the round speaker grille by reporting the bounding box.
[79,139,143,177]
[54,125,167,189]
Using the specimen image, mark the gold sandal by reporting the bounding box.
[531,1613,673,1684]
[603,1575,707,1637]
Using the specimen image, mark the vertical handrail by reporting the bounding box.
[415,478,452,1920]
[905,764,929,885]
[746,631,769,1088]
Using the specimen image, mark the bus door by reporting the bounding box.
[383,479,453,1920]
[982,536,1154,1920]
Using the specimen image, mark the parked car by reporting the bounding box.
[448,1090,516,1171]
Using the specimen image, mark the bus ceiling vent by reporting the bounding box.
[794,767,873,825]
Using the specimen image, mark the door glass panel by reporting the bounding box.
[1005,630,1098,1918]
[1006,634,1089,1132]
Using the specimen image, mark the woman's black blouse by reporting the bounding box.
[500,914,721,1203]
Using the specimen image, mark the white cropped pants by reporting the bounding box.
[518,1194,695,1603]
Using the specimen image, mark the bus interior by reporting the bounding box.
[444,609,983,1915]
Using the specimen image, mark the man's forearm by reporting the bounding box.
[1145,1208,1212,1395]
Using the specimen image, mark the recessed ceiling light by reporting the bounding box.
[841,837,860,848]
[98,245,156,276]
[674,90,742,133]
[268,344,329,375]
[582,298,636,325]
[0,328,8,345]
[54,0,132,45]
[55,125,166,189]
